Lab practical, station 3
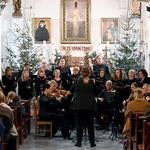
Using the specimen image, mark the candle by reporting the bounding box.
[99,36,101,44]
[141,21,144,41]
[51,37,54,44]
[107,41,109,48]
[43,40,46,45]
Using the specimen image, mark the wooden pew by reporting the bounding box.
[138,119,150,150]
[10,105,23,145]
[21,100,31,134]
[129,111,145,150]
[1,115,19,150]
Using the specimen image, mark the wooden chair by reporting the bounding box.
[129,111,145,150]
[138,119,150,150]
[33,98,52,139]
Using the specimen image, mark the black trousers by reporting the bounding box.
[41,110,70,138]
[75,110,95,144]
[5,134,16,150]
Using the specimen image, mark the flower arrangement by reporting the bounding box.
[83,50,98,65]
[54,49,72,65]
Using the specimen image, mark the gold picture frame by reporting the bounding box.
[32,18,51,44]
[61,0,91,44]
[131,0,141,16]
[101,18,119,44]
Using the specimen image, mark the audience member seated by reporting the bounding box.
[0,91,18,150]
[39,83,72,140]
[8,95,27,119]
[122,88,150,138]
[7,91,16,104]
[145,84,150,103]
[0,117,5,150]
[138,69,150,87]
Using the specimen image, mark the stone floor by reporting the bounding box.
[19,118,124,150]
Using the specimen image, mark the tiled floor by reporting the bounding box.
[19,118,123,150]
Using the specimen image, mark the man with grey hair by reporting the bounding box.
[124,69,139,99]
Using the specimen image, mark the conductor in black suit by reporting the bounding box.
[66,66,97,147]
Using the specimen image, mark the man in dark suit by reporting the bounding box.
[41,62,52,80]
[39,83,72,140]
[93,54,110,78]
[55,58,71,90]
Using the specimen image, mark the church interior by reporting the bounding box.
[0,0,150,150]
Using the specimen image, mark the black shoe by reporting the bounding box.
[75,142,81,147]
[45,133,50,137]
[63,136,73,140]
[96,126,105,130]
[91,143,96,147]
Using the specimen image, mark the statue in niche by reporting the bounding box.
[132,0,141,16]
[12,0,22,17]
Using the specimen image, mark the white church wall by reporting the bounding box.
[141,2,150,75]
[1,0,149,73]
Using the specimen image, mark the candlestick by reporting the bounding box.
[141,21,144,41]
[51,37,54,44]
[107,41,109,48]
[99,36,101,44]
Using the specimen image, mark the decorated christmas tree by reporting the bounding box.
[5,22,40,73]
[112,11,142,75]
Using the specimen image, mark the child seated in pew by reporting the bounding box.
[7,91,16,104]
[8,95,27,119]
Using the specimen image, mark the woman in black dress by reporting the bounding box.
[18,70,33,100]
[35,69,48,98]
[2,66,17,96]
[66,66,97,147]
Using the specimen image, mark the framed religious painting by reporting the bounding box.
[61,0,91,44]
[32,18,51,44]
[101,18,120,44]
[131,0,141,17]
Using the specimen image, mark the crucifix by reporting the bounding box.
[102,46,110,61]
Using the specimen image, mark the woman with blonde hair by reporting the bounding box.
[7,91,16,103]
[18,70,33,100]
[35,69,48,98]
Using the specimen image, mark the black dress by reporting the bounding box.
[35,77,47,98]
[69,78,97,144]
[2,75,17,96]
[18,78,33,100]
